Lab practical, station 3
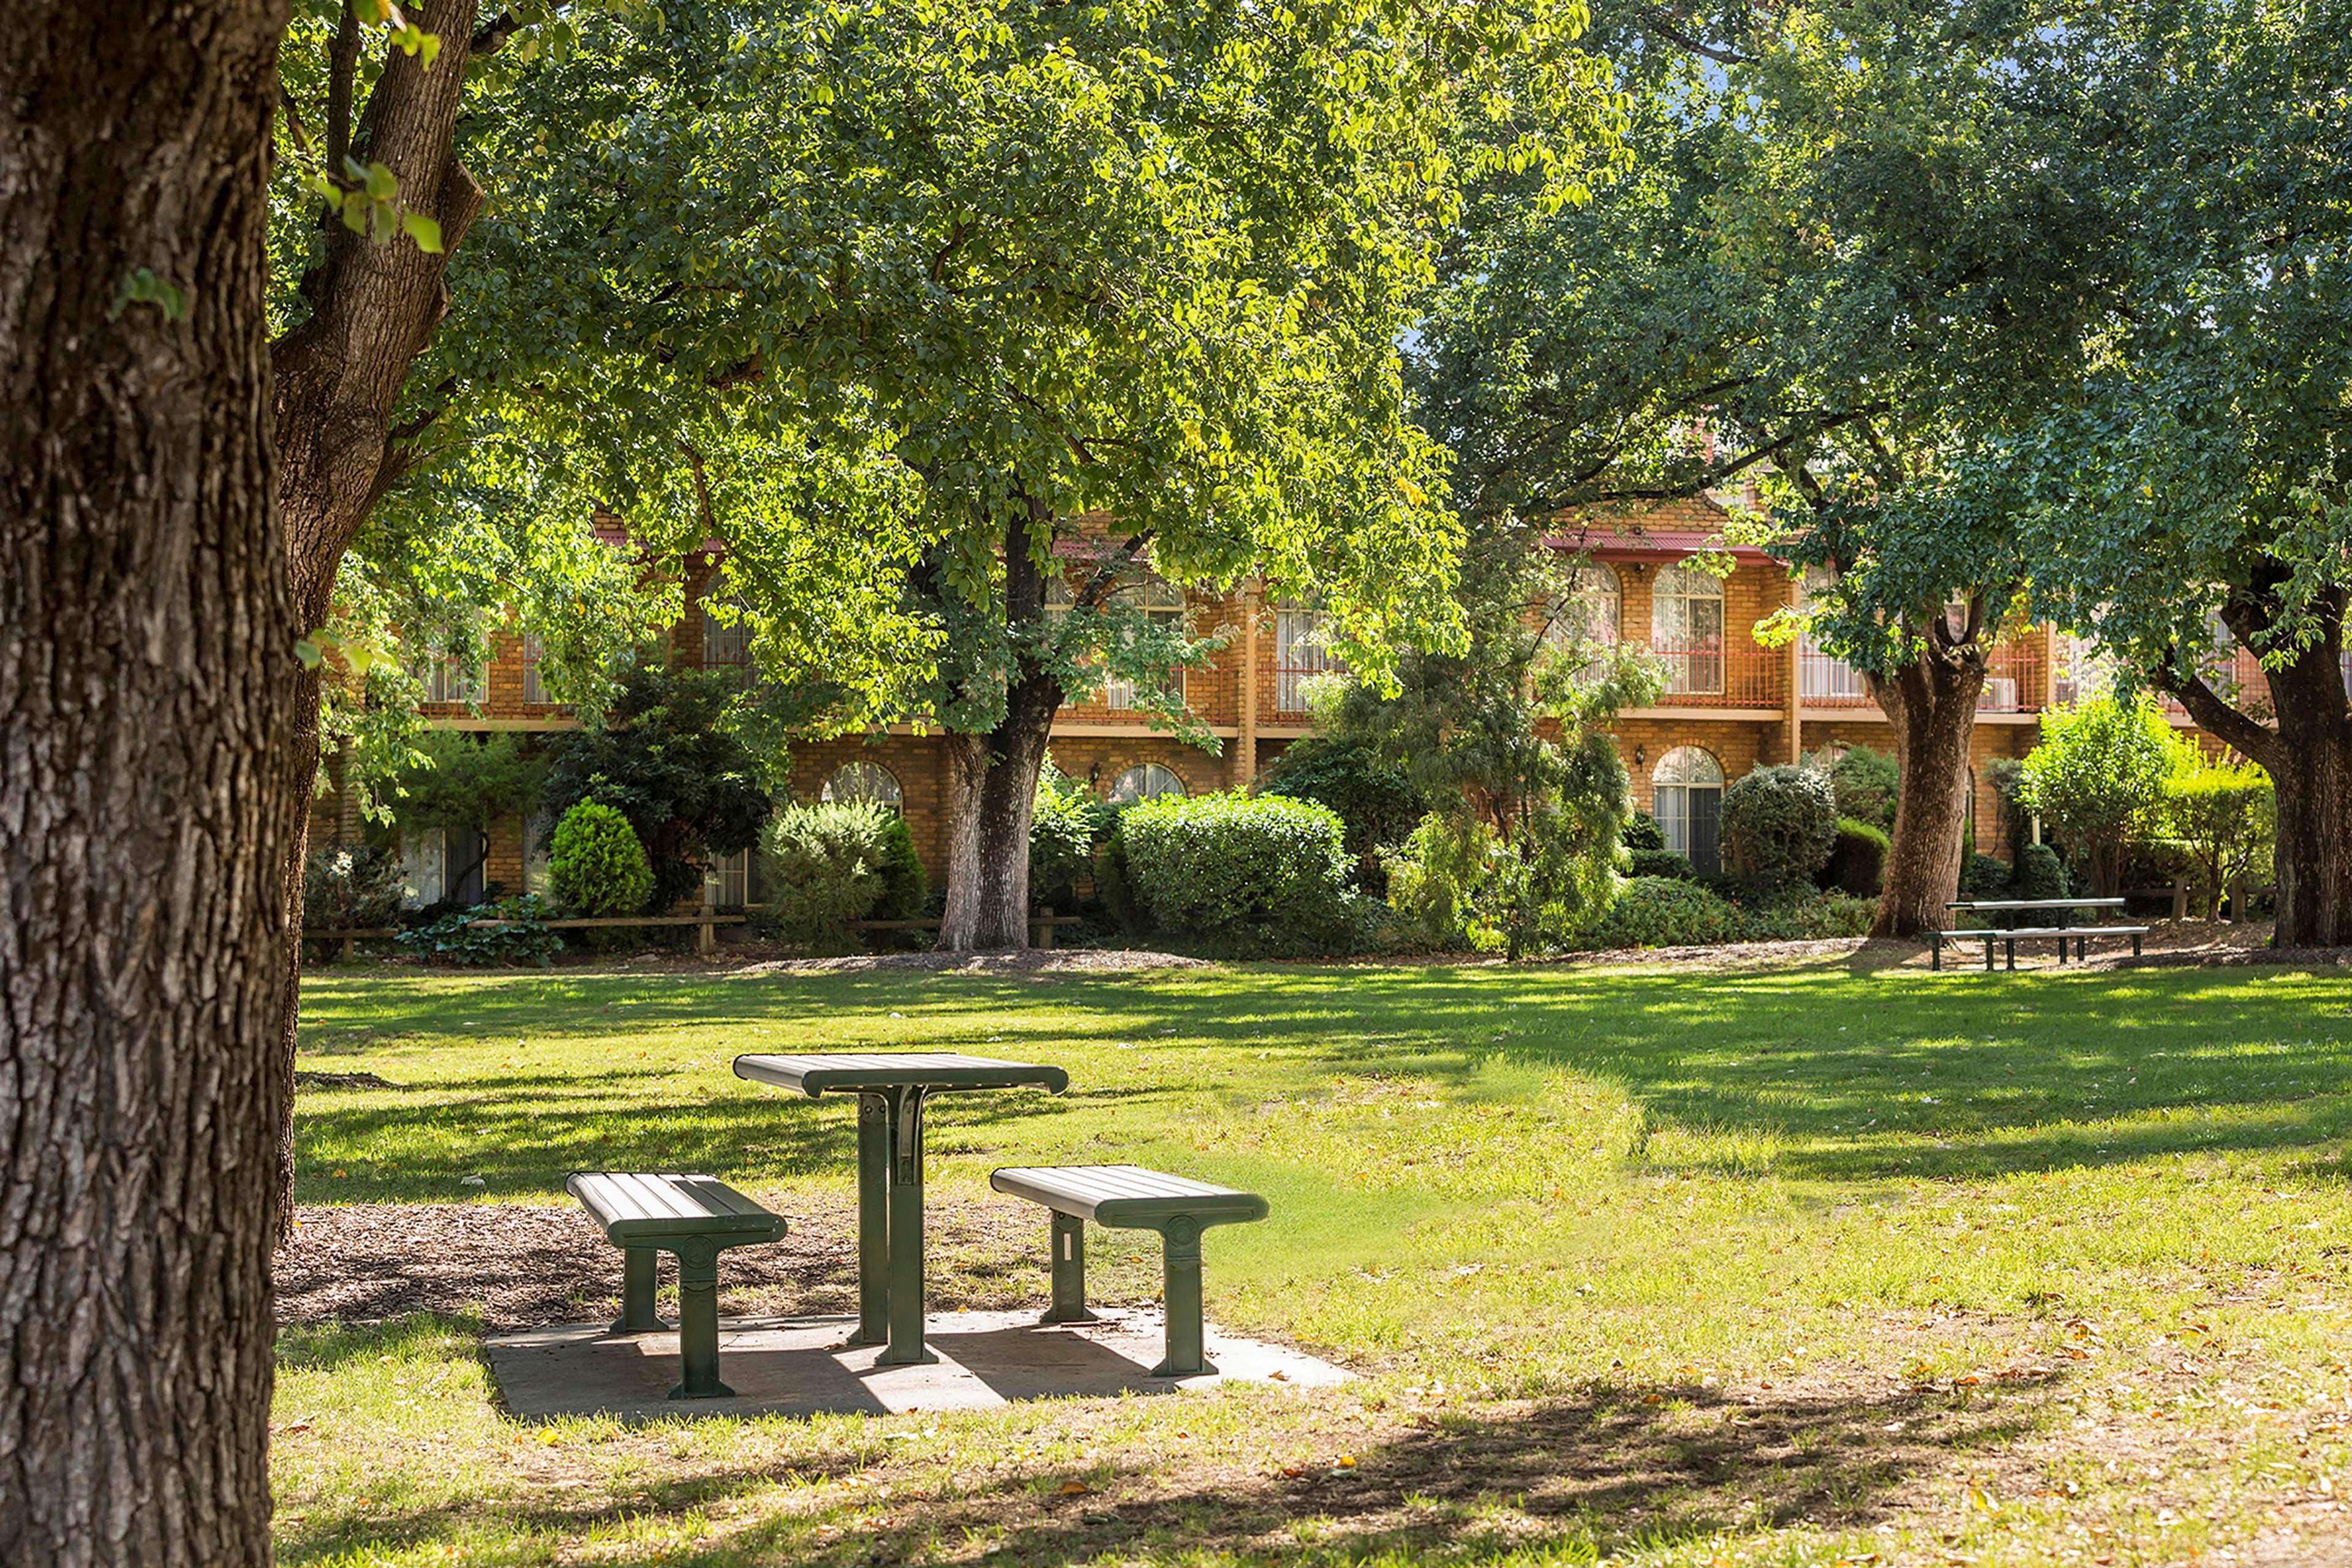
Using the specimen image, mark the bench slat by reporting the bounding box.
[566,1172,787,1243]
[991,1163,1268,1228]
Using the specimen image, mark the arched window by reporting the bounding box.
[1651,564,1725,695]
[1652,747,1725,876]
[1545,560,1621,649]
[1109,763,1186,805]
[822,761,903,812]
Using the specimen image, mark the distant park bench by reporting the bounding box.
[1932,898,2148,971]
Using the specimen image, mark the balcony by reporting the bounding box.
[1977,642,2045,714]
[1798,649,1872,708]
[1646,640,1782,709]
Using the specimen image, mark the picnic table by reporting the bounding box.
[732,1052,1068,1365]
[1934,897,2146,971]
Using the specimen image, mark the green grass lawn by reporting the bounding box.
[281,955,2352,1567]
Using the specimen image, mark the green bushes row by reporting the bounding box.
[1587,877,1875,950]
[1117,791,1366,956]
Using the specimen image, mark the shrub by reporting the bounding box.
[1958,852,2012,897]
[1819,818,1888,897]
[1588,876,1741,949]
[549,802,654,916]
[1733,890,1880,941]
[1830,745,1900,830]
[1627,847,1695,880]
[541,662,776,909]
[2008,840,2070,925]
[757,802,908,951]
[1721,764,1838,886]
[1257,737,1430,887]
[1031,758,1110,907]
[303,843,406,929]
[395,894,563,967]
[1622,811,1667,851]
[2016,696,2192,894]
[1117,791,1362,956]
[2164,762,2273,919]
[1382,811,1491,951]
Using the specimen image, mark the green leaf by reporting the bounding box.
[402,211,445,254]
[111,268,189,323]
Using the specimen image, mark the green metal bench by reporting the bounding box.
[989,1164,1268,1378]
[566,1171,788,1399]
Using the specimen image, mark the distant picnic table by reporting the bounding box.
[1933,897,2146,971]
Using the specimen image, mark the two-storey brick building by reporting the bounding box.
[345,496,2237,910]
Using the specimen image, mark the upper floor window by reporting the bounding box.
[419,650,484,705]
[821,760,903,812]
[1275,605,1341,713]
[521,633,551,706]
[1109,762,1186,804]
[1797,566,1867,703]
[701,595,751,672]
[1651,564,1725,695]
[1107,576,1187,711]
[1545,560,1622,650]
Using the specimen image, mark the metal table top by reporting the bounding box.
[733,1052,1068,1098]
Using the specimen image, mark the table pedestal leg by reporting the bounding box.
[878,1087,937,1366]
[850,1094,890,1347]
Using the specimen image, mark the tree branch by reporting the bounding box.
[1640,7,1750,65]
[326,0,359,175]
[2158,653,2279,768]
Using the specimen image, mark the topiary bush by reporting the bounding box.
[1117,791,1363,956]
[756,802,910,951]
[1958,852,2013,897]
[1030,758,1110,908]
[1627,847,1695,880]
[1721,764,1838,886]
[1622,810,1667,852]
[549,801,654,916]
[1819,817,1888,897]
[1830,745,1900,830]
[1588,876,1741,949]
[2010,840,2070,925]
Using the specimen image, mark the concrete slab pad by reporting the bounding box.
[485,1310,1352,1422]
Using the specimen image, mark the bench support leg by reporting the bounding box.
[2132,933,2143,958]
[1152,1218,1213,1378]
[850,1094,890,1348]
[612,1247,669,1334]
[1931,935,1941,972]
[1985,938,1995,972]
[669,1239,734,1400]
[2005,938,2015,971]
[878,1088,937,1366]
[1041,1211,1098,1325]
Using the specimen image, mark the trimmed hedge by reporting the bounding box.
[1722,764,1838,885]
[1622,810,1667,852]
[549,802,654,916]
[1117,791,1363,955]
[757,802,924,951]
[1820,817,1888,897]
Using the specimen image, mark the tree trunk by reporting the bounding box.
[1869,648,1986,939]
[938,675,1062,951]
[2,3,298,1562]
[267,0,486,1231]
[2165,598,2352,949]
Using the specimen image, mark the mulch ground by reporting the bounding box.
[274,1196,1054,1330]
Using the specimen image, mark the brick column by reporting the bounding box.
[1234,582,1260,788]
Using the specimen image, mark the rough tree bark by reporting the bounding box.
[1868,615,1989,940]
[2164,591,2352,949]
[267,0,487,1228]
[2,2,301,1562]
[937,505,1070,952]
